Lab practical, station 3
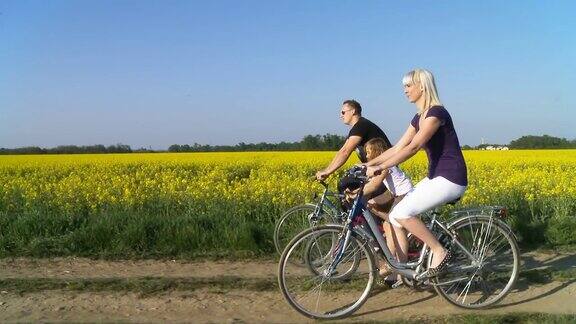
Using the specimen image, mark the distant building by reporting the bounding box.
[479,145,509,151]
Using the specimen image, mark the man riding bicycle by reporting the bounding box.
[315,99,392,203]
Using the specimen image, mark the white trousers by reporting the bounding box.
[388,176,467,228]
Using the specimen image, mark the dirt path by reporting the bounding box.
[0,251,574,323]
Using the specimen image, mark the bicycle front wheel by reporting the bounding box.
[278,225,376,319]
[303,226,362,281]
[274,203,337,256]
[432,216,519,309]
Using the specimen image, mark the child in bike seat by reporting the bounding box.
[363,137,414,282]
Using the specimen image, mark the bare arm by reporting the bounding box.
[367,117,441,176]
[365,124,417,167]
[363,173,386,197]
[316,136,362,180]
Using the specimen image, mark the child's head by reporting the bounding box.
[365,137,390,161]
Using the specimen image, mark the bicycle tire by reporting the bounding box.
[303,228,362,280]
[278,224,376,319]
[432,216,519,309]
[274,203,338,256]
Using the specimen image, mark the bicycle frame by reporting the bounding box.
[312,181,342,220]
[331,180,482,281]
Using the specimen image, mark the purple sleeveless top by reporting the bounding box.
[411,106,468,186]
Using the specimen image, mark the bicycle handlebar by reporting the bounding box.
[312,165,369,187]
[346,165,369,182]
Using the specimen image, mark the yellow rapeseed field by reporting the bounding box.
[1,150,575,216]
[1,150,575,255]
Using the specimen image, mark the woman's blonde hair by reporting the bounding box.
[402,69,442,114]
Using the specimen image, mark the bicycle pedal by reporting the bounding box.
[391,280,403,289]
[376,278,397,288]
[322,268,339,277]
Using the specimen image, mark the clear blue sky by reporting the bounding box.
[1,0,575,149]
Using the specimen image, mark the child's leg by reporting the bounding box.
[368,193,395,256]
[381,221,396,260]
[388,223,408,263]
[367,194,394,276]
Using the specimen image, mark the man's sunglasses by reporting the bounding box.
[341,109,353,115]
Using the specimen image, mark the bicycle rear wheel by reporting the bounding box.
[274,203,337,256]
[278,225,376,319]
[432,216,519,308]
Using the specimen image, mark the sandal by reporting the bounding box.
[417,249,453,279]
[391,280,404,289]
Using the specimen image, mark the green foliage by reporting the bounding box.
[0,201,280,259]
[509,135,576,149]
[168,133,346,152]
[545,215,576,246]
[1,151,574,259]
[0,144,133,155]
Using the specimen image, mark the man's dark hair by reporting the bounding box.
[343,99,362,115]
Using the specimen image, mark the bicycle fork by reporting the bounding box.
[324,228,352,277]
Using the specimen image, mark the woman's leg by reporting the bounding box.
[395,217,446,268]
[389,177,466,269]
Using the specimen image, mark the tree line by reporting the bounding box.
[168,134,345,152]
[1,134,575,154]
[0,144,135,155]
[508,135,576,149]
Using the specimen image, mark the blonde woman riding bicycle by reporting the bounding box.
[365,68,468,277]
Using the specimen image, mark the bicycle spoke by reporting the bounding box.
[479,276,493,296]
[488,237,513,257]
[310,233,328,266]
[279,226,374,319]
[479,218,495,262]
[295,276,327,305]
[433,217,519,309]
[481,231,501,262]
[473,223,485,257]
[337,242,364,265]
[475,277,493,304]
[457,276,475,304]
[275,204,338,257]
[445,280,463,295]
[314,278,323,313]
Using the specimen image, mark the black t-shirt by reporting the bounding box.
[348,117,391,162]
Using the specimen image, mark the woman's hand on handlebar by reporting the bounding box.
[366,165,388,178]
